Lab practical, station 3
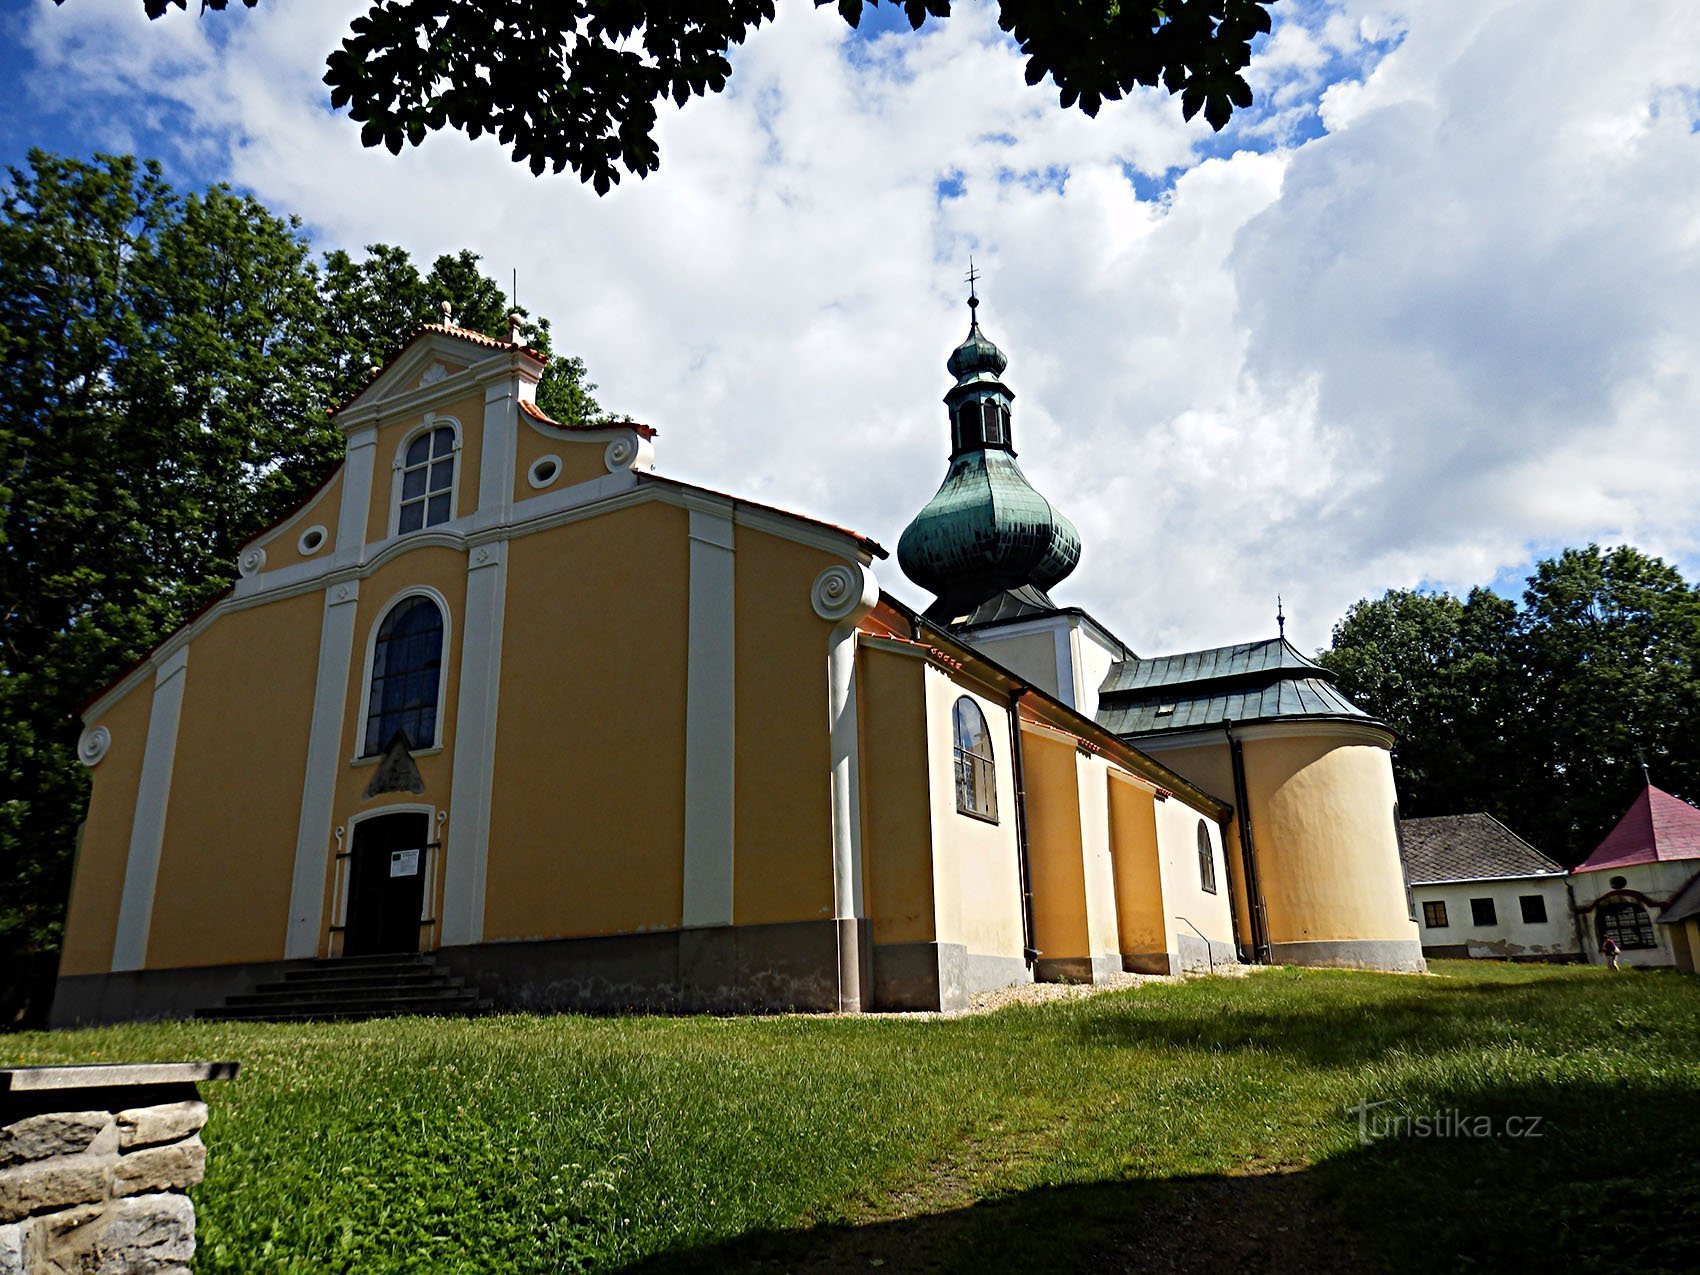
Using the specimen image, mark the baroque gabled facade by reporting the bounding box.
[55,298,1421,1026]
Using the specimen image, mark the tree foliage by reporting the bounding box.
[1318,546,1700,867]
[99,0,1276,193]
[0,151,608,1023]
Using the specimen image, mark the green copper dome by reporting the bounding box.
[899,297,1081,621]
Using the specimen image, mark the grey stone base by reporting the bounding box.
[1124,935,1238,976]
[871,942,1030,1012]
[1034,953,1122,984]
[1270,938,1428,973]
[435,920,856,1015]
[52,958,310,1029]
[53,920,883,1024]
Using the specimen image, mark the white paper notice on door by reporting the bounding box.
[390,848,421,877]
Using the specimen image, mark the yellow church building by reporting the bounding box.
[53,296,1422,1025]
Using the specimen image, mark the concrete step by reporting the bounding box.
[228,979,468,1007]
[260,968,453,992]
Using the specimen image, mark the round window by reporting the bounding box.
[1609,875,1628,891]
[527,455,562,489]
[298,525,328,556]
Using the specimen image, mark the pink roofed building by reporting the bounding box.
[1570,783,1700,971]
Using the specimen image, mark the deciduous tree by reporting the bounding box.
[92,0,1276,192]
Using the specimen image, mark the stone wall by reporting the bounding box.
[0,1063,236,1275]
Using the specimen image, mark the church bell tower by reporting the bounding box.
[897,279,1081,625]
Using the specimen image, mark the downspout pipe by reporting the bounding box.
[1225,720,1271,964]
[814,564,881,1013]
[1007,687,1039,967]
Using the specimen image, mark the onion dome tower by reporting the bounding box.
[898,281,1081,624]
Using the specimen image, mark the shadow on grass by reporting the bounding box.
[622,1071,1700,1275]
[623,1167,1356,1274]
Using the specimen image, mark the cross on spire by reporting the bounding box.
[965,258,980,311]
[1277,595,1286,639]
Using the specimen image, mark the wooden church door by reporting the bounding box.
[343,811,431,956]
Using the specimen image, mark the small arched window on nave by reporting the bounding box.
[1197,819,1218,895]
[363,596,445,756]
[953,697,998,822]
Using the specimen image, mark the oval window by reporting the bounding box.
[298,525,328,555]
[528,455,562,489]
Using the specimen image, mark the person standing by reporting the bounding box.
[1601,934,1621,971]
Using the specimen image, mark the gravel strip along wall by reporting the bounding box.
[0,1063,238,1274]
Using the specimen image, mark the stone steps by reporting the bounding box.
[196,954,490,1022]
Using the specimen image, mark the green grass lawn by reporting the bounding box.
[7,961,1698,1272]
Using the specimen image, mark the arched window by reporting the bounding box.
[363,596,445,756]
[953,697,997,822]
[981,400,1008,447]
[1197,819,1218,894]
[398,425,456,533]
[1597,900,1657,951]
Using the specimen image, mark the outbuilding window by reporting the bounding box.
[1196,819,1217,894]
[1423,900,1449,928]
[1470,897,1497,926]
[1598,901,1657,951]
[952,697,997,822]
[363,596,445,756]
[398,425,456,533]
[1519,895,1548,924]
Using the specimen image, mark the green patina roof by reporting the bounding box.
[1095,637,1378,737]
[900,298,1080,620]
[898,450,1081,620]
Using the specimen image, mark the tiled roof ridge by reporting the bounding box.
[518,398,658,439]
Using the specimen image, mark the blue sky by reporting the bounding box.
[7,0,1700,653]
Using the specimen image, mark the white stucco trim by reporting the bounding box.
[1132,719,1397,752]
[475,378,519,532]
[352,585,454,763]
[1411,871,1570,888]
[284,580,361,959]
[110,646,189,972]
[440,539,507,947]
[336,426,378,555]
[85,478,874,724]
[816,564,881,925]
[681,508,737,928]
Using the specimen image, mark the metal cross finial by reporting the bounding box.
[1642,758,1653,787]
[1277,595,1286,639]
[965,258,980,310]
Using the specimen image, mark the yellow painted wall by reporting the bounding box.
[484,503,689,939]
[365,391,486,543]
[512,423,617,503]
[59,683,156,975]
[1106,775,1165,962]
[254,468,344,572]
[1022,729,1090,961]
[146,592,323,967]
[857,646,936,946]
[731,528,838,926]
[924,668,1025,958]
[1076,754,1123,958]
[1243,733,1418,945]
[1152,791,1236,951]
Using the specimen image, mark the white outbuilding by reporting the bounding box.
[1399,814,1582,962]
[1570,783,1700,971]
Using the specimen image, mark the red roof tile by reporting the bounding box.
[330,323,548,416]
[519,398,657,439]
[1574,784,1700,872]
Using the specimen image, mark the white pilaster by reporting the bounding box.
[813,563,880,1011]
[283,579,361,959]
[682,508,736,927]
[440,539,508,946]
[476,377,519,530]
[336,426,378,555]
[110,646,189,972]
